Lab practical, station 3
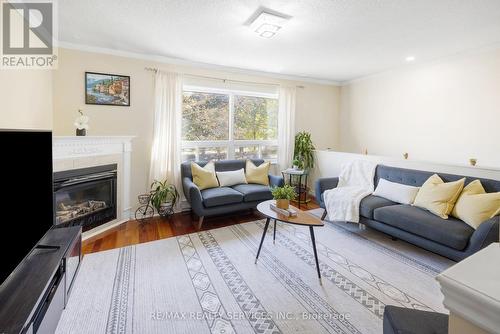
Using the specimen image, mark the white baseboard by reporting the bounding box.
[82,218,128,241]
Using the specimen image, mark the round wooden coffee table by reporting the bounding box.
[255,200,324,280]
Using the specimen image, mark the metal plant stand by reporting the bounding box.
[135,193,154,221]
[281,169,310,209]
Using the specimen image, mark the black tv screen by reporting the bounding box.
[0,130,54,285]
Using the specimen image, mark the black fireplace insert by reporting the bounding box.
[53,164,117,232]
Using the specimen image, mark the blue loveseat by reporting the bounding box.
[181,159,284,228]
[315,165,499,261]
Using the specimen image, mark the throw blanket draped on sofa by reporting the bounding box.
[324,160,378,223]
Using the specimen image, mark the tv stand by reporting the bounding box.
[35,244,61,250]
[0,226,81,334]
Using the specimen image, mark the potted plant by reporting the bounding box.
[150,179,179,217]
[74,109,89,136]
[271,185,297,210]
[293,131,315,170]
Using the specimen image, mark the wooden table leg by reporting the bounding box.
[309,226,321,280]
[255,218,270,263]
[273,219,277,244]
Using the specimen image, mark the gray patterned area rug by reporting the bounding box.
[56,215,454,334]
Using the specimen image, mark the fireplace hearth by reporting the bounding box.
[54,164,117,231]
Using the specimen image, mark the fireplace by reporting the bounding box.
[54,164,117,232]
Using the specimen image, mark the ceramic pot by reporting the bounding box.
[76,128,86,136]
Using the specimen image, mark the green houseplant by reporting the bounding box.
[293,131,315,170]
[271,185,297,210]
[150,179,179,217]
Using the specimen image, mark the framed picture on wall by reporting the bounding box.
[85,72,130,106]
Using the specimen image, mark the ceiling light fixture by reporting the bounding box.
[405,56,416,62]
[248,9,290,38]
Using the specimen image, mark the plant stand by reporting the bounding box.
[281,169,310,209]
[158,204,174,218]
[135,193,155,222]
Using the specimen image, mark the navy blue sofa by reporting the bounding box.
[315,165,499,261]
[181,159,284,228]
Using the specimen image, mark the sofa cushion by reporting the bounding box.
[360,195,398,219]
[232,184,272,202]
[374,205,474,250]
[201,187,243,208]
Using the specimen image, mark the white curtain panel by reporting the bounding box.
[278,86,297,171]
[149,71,183,200]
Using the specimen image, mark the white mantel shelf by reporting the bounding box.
[436,243,500,333]
[53,136,135,239]
[53,136,135,160]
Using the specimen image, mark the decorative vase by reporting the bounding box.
[76,128,86,136]
[276,199,290,210]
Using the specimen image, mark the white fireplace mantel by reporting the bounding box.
[53,136,134,159]
[53,136,135,239]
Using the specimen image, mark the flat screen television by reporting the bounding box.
[0,130,54,285]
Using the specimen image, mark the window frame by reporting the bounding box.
[182,85,279,163]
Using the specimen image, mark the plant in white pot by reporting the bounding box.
[150,179,179,217]
[271,185,297,210]
[74,109,89,136]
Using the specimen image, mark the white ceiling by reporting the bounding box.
[59,0,500,83]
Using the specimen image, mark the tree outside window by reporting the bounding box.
[181,89,278,162]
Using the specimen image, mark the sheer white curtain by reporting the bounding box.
[278,86,296,171]
[149,71,183,200]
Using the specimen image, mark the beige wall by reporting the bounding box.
[0,70,53,130]
[339,48,500,168]
[52,48,340,205]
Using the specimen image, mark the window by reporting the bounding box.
[182,92,229,141]
[181,87,278,163]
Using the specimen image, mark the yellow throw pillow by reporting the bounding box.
[413,174,465,219]
[451,180,500,229]
[191,161,219,190]
[245,160,270,185]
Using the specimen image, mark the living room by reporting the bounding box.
[1,1,499,333]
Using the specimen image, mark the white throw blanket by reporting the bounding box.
[324,160,378,223]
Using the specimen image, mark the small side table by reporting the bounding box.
[281,169,309,209]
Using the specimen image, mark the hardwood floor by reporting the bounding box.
[82,200,320,255]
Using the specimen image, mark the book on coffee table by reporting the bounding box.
[270,203,298,217]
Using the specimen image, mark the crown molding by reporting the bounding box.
[57,41,340,86]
